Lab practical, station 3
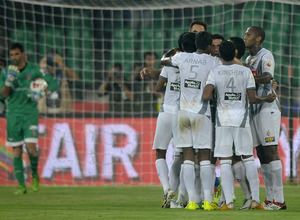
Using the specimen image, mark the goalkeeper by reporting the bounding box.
[0,43,59,195]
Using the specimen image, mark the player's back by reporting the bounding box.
[208,63,254,127]
[172,52,220,114]
[160,66,180,114]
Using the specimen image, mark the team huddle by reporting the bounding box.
[141,21,286,211]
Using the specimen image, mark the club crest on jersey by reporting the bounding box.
[265,137,275,143]
[266,129,270,136]
[265,59,272,68]
[26,73,33,80]
[30,125,38,137]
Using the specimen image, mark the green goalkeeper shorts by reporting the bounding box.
[6,112,39,146]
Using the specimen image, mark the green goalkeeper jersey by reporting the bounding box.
[0,62,59,115]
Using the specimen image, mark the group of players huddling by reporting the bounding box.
[141,20,287,211]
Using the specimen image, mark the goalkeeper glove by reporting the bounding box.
[28,90,46,103]
[5,65,19,87]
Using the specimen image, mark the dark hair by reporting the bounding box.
[195,31,212,50]
[113,62,123,70]
[189,20,208,31]
[9,43,24,52]
[178,32,189,52]
[212,34,225,41]
[229,37,245,59]
[249,26,265,43]
[143,51,158,60]
[182,32,197,53]
[46,49,61,56]
[219,41,235,62]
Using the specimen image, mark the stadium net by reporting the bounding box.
[0,0,299,185]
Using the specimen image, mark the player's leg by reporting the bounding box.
[215,127,235,210]
[194,151,202,204]
[13,145,27,194]
[232,155,252,210]
[175,153,188,208]
[23,111,40,192]
[6,114,27,194]
[257,111,286,210]
[235,126,264,209]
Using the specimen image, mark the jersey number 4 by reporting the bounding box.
[226,77,236,92]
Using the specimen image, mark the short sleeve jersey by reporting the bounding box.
[0,63,59,115]
[245,48,280,115]
[171,52,220,115]
[206,64,256,127]
[159,66,180,114]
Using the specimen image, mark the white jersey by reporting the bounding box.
[159,66,180,114]
[206,63,256,127]
[245,48,280,115]
[172,52,220,115]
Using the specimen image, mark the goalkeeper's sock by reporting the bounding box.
[14,157,25,187]
[29,156,39,176]
[155,159,170,194]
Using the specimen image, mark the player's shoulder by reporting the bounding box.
[26,62,41,71]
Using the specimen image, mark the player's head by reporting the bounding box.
[178,32,189,52]
[112,62,123,79]
[244,26,265,48]
[143,51,158,68]
[9,43,25,66]
[182,32,197,53]
[228,37,246,59]
[46,49,61,67]
[195,31,212,52]
[219,41,235,62]
[189,20,207,33]
[211,34,225,57]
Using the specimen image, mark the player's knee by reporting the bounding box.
[156,149,166,159]
[13,146,23,157]
[263,146,279,162]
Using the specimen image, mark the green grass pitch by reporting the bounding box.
[0,185,299,220]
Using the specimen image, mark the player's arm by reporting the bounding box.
[160,48,180,67]
[254,72,272,84]
[155,77,167,92]
[41,72,59,93]
[140,67,162,80]
[247,89,276,104]
[202,85,214,101]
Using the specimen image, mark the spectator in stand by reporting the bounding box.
[98,63,134,114]
[38,49,79,114]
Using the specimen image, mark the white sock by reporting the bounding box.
[155,159,170,194]
[169,155,181,192]
[270,160,284,203]
[200,160,213,203]
[177,164,187,203]
[220,160,234,205]
[233,161,251,200]
[194,164,201,203]
[243,156,260,202]
[183,160,197,202]
[261,163,274,201]
[211,164,216,197]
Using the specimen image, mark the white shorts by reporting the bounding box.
[153,112,178,151]
[177,110,211,150]
[250,110,281,147]
[214,127,254,158]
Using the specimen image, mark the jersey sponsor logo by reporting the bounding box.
[224,92,241,101]
[265,136,275,143]
[252,70,258,76]
[170,82,180,91]
[184,79,201,89]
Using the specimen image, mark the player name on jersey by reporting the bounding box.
[224,92,242,101]
[184,79,201,89]
[218,70,245,75]
[184,58,206,65]
[170,82,180,91]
